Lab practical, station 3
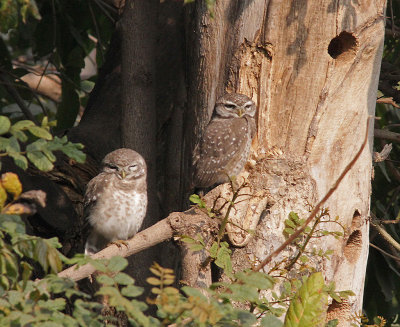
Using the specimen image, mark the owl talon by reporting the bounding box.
[109,240,129,249]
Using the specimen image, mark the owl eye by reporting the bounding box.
[224,104,236,110]
[245,104,252,110]
[128,164,138,171]
[106,164,118,170]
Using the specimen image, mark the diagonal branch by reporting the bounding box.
[58,210,212,282]
[0,73,39,124]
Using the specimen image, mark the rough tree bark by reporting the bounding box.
[180,0,386,325]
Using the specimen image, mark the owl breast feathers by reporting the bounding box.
[193,93,257,188]
[84,148,147,255]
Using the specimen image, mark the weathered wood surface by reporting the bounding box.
[184,1,385,324]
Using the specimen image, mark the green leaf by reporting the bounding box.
[97,274,115,286]
[34,239,49,272]
[299,255,309,263]
[47,247,62,273]
[147,277,162,286]
[235,271,275,290]
[188,244,205,251]
[227,284,258,301]
[7,136,21,153]
[209,242,218,258]
[21,261,32,287]
[43,148,57,162]
[284,227,294,235]
[9,129,28,142]
[189,194,200,204]
[261,315,283,327]
[121,285,143,298]
[149,267,162,277]
[325,319,338,327]
[180,236,197,244]
[26,138,47,151]
[214,242,232,276]
[338,290,355,298]
[329,291,341,303]
[45,276,75,294]
[0,214,26,234]
[96,286,120,298]
[108,256,128,272]
[12,120,35,130]
[60,142,86,163]
[37,298,66,311]
[114,272,135,285]
[283,272,328,327]
[0,116,11,135]
[235,310,257,325]
[27,149,54,171]
[182,286,208,300]
[0,136,10,151]
[189,194,205,208]
[288,211,300,223]
[27,126,53,140]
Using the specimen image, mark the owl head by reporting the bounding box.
[101,148,147,181]
[214,93,256,119]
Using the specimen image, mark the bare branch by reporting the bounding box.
[370,220,400,253]
[374,143,392,162]
[0,73,39,124]
[369,243,400,262]
[58,209,212,282]
[375,128,400,143]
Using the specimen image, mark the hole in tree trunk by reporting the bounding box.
[328,32,358,60]
[343,210,363,263]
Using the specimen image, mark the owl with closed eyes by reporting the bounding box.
[192,93,257,188]
[84,148,147,255]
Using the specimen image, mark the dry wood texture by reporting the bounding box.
[183,1,385,324]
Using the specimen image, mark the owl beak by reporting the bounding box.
[119,170,126,179]
[238,108,245,117]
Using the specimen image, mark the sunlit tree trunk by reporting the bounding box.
[181,1,385,324]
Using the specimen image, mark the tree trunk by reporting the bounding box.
[182,0,385,325]
[66,0,386,324]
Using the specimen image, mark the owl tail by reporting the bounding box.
[84,230,108,255]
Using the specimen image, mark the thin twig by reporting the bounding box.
[390,0,395,37]
[375,128,400,143]
[370,219,400,253]
[369,242,400,262]
[284,213,322,271]
[0,73,39,124]
[89,0,105,61]
[254,118,371,272]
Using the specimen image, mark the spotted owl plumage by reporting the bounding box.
[192,93,257,188]
[84,148,147,255]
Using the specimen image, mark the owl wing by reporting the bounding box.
[83,173,108,218]
[193,117,252,188]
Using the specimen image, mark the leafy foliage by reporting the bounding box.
[0,175,353,327]
[0,0,114,129]
[186,185,355,326]
[0,115,85,171]
[284,272,328,327]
